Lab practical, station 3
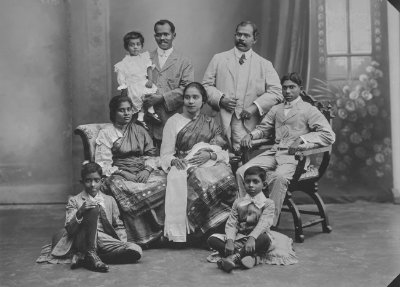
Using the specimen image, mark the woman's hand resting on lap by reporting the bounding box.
[136,170,150,183]
[188,149,212,166]
[171,158,188,170]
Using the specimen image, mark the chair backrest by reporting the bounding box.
[300,91,334,124]
[74,123,112,162]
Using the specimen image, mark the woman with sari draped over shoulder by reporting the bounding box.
[95,95,167,247]
[160,82,238,243]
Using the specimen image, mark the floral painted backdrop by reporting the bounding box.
[311,61,392,192]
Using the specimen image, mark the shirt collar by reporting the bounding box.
[157,47,173,58]
[243,192,268,209]
[234,47,252,61]
[284,96,301,107]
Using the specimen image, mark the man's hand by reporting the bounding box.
[220,96,238,112]
[76,200,97,219]
[240,134,253,149]
[239,104,258,120]
[171,158,188,170]
[143,93,163,107]
[145,80,153,89]
[225,239,235,256]
[136,170,151,183]
[244,236,256,254]
[288,137,303,155]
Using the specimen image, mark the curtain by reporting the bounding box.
[261,0,310,88]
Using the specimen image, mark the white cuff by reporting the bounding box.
[253,101,264,116]
[300,136,308,144]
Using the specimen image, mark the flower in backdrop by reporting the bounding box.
[310,60,392,186]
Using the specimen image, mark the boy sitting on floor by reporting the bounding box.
[207,166,274,273]
[50,162,142,272]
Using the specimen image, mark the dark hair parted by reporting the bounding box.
[236,21,259,40]
[183,82,208,103]
[280,72,303,86]
[154,19,176,33]
[81,162,103,179]
[123,31,144,50]
[244,166,266,182]
[109,95,133,123]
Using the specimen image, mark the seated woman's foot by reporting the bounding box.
[146,112,162,123]
[136,120,149,130]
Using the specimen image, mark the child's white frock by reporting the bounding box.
[114,51,157,112]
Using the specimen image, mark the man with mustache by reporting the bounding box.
[144,19,194,146]
[203,21,282,152]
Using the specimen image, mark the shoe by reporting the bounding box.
[147,112,162,123]
[137,120,149,130]
[217,254,240,273]
[240,255,257,269]
[84,250,109,273]
[70,253,84,270]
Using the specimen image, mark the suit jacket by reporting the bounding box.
[202,48,283,140]
[251,98,336,156]
[51,191,127,257]
[225,195,275,241]
[149,49,194,140]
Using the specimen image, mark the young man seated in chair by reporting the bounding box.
[236,72,335,226]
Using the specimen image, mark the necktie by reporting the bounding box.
[239,54,246,65]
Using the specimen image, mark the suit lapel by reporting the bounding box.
[150,50,161,72]
[226,49,236,83]
[161,50,178,72]
[284,99,303,122]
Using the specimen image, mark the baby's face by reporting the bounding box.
[127,38,143,56]
[244,174,264,197]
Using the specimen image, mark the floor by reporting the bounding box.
[0,201,399,287]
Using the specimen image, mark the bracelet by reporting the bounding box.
[144,166,153,173]
[249,134,254,140]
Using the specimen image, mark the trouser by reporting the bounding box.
[230,114,249,151]
[207,233,271,257]
[72,207,142,264]
[236,150,297,225]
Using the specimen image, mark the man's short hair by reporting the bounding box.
[154,19,176,33]
[280,72,303,86]
[244,166,266,182]
[81,162,103,179]
[236,21,259,40]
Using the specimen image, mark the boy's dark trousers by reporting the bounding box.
[72,206,142,264]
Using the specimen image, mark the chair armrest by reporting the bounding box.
[241,139,274,163]
[294,146,331,161]
[293,145,332,181]
[74,123,111,162]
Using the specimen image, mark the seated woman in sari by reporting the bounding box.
[95,95,166,246]
[160,82,238,243]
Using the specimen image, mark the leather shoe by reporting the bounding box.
[70,253,84,270]
[84,250,109,273]
[240,255,258,269]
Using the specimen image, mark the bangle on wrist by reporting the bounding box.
[249,134,254,140]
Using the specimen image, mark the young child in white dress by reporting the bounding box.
[114,31,159,129]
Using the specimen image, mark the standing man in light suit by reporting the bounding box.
[144,19,194,146]
[202,21,282,152]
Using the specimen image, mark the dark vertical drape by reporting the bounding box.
[261,0,310,88]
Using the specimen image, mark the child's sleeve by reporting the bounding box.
[143,51,155,69]
[249,199,275,239]
[225,199,239,241]
[114,62,128,90]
